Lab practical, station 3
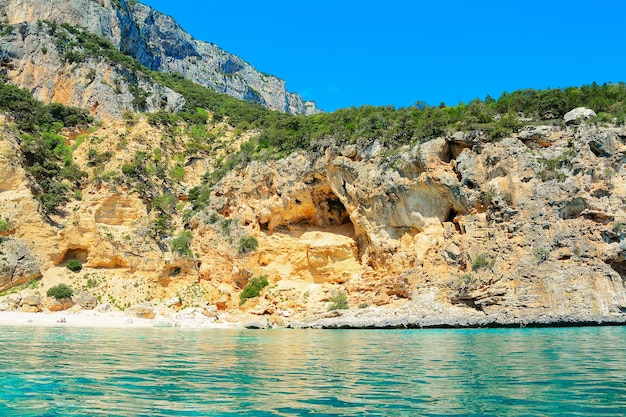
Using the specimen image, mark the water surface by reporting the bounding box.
[1,325,625,416]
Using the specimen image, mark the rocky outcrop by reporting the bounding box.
[0,0,319,115]
[0,237,41,292]
[564,107,597,124]
[0,103,624,327]
[209,122,626,324]
[0,20,184,119]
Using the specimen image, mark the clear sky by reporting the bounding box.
[140,0,626,112]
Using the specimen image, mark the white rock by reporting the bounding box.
[564,107,596,124]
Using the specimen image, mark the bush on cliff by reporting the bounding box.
[171,230,193,257]
[47,284,73,299]
[66,260,83,272]
[327,291,349,311]
[237,236,258,254]
[239,276,269,305]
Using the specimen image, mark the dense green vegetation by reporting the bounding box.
[237,236,259,254]
[0,217,9,233]
[155,68,626,163]
[0,81,91,216]
[47,283,73,299]
[66,260,83,272]
[327,291,349,311]
[239,276,269,305]
[171,230,193,257]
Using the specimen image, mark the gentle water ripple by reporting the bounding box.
[0,326,625,415]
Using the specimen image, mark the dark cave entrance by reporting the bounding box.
[59,248,89,266]
[610,261,626,281]
[319,193,351,227]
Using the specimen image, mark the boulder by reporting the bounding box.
[125,303,156,319]
[20,292,41,307]
[564,107,596,124]
[0,238,41,293]
[444,243,461,261]
[97,303,111,313]
[72,291,98,310]
[21,304,40,313]
[42,296,74,312]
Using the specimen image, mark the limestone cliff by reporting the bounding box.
[1,107,623,327]
[209,123,626,325]
[0,3,623,326]
[0,0,319,116]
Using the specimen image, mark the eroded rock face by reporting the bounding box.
[0,106,624,326]
[209,123,626,321]
[0,237,41,292]
[0,20,184,119]
[94,195,146,226]
[0,0,319,115]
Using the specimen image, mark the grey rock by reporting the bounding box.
[97,303,111,313]
[444,243,461,261]
[0,21,184,119]
[0,0,319,115]
[564,107,596,124]
[0,237,41,293]
[72,290,98,310]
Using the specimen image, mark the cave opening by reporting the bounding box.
[322,195,351,227]
[60,248,89,266]
[445,208,457,223]
[609,261,626,281]
[445,208,462,233]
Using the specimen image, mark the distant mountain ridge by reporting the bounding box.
[0,0,319,116]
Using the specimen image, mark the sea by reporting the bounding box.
[0,325,624,416]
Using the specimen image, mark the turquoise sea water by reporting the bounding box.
[0,325,625,416]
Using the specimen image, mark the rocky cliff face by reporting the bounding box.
[0,19,185,119]
[1,110,623,327]
[209,121,626,325]
[0,0,319,116]
[0,1,623,327]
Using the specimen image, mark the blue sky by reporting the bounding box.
[141,0,626,112]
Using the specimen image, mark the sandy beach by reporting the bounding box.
[0,310,240,329]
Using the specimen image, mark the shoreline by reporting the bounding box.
[2,307,626,330]
[0,310,239,329]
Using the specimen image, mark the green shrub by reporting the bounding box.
[66,260,83,272]
[237,236,258,254]
[171,230,192,257]
[534,247,550,263]
[471,254,494,270]
[455,273,473,291]
[239,276,269,305]
[188,185,211,211]
[0,217,9,233]
[47,283,73,299]
[171,165,185,182]
[327,291,349,311]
